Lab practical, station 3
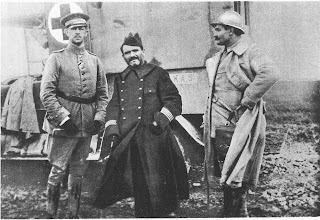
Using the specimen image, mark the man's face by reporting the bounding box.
[212,24,231,46]
[122,45,145,67]
[64,25,87,46]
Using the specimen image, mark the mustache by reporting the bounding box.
[129,57,139,62]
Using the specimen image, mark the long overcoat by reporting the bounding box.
[203,37,279,185]
[94,63,189,216]
[40,43,108,137]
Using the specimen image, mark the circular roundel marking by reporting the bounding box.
[48,2,83,44]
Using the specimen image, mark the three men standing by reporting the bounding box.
[40,13,108,218]
[203,10,279,217]
[94,33,189,217]
[40,8,279,218]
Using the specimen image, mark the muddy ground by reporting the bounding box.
[1,122,319,218]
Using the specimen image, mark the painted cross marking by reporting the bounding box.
[51,4,70,40]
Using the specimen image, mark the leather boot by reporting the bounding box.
[230,185,249,217]
[222,185,233,217]
[67,182,82,219]
[237,186,249,217]
[47,183,60,218]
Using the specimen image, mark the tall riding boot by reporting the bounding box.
[47,183,61,218]
[230,185,249,217]
[222,185,233,217]
[238,185,249,217]
[67,182,82,219]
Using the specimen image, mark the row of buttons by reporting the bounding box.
[122,116,141,120]
[77,55,90,93]
[121,78,144,84]
[121,78,143,120]
[120,105,142,110]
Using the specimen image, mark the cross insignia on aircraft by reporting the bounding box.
[48,3,83,44]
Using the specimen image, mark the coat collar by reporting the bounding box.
[225,36,249,56]
[66,43,86,55]
[121,62,156,80]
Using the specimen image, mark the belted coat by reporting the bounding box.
[40,43,108,137]
[203,37,279,186]
[94,63,189,216]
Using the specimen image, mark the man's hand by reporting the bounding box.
[148,121,163,136]
[154,111,170,130]
[240,97,255,110]
[60,120,79,135]
[88,120,103,135]
[148,112,171,136]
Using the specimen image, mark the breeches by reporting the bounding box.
[46,135,91,186]
[211,126,235,177]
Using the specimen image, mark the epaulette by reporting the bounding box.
[52,48,66,53]
[88,51,97,56]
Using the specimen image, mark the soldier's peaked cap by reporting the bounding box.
[60,12,89,28]
[121,33,143,51]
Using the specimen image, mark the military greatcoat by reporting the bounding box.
[94,63,189,216]
[203,37,279,186]
[40,43,108,137]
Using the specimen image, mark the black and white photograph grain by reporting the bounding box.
[1,1,319,219]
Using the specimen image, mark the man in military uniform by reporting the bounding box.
[203,11,279,217]
[94,33,189,217]
[40,12,108,218]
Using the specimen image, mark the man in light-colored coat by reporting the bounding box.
[40,12,108,218]
[203,10,279,217]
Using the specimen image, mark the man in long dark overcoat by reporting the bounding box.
[94,33,189,217]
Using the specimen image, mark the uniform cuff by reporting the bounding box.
[105,120,117,128]
[94,111,106,124]
[160,107,174,122]
[59,116,70,126]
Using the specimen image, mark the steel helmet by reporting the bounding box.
[211,11,245,34]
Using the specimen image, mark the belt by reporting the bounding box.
[56,90,96,104]
[212,94,245,126]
